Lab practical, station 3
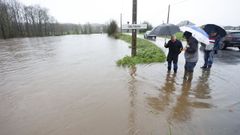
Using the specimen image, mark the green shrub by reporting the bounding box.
[175,32,185,41]
[117,34,166,67]
[107,20,118,37]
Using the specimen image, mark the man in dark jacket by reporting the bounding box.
[183,31,199,81]
[164,35,183,73]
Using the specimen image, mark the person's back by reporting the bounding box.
[184,36,199,63]
[183,31,199,81]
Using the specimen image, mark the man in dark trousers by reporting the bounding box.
[164,35,183,73]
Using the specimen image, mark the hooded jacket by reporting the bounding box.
[184,36,199,62]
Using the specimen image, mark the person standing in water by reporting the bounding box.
[164,35,183,73]
[182,31,199,81]
[201,31,219,69]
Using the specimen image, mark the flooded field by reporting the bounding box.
[0,34,240,135]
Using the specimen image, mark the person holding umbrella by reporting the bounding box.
[203,24,227,54]
[201,31,217,69]
[182,31,199,81]
[213,33,222,54]
[149,23,180,44]
[164,35,183,73]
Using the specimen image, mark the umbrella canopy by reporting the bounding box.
[149,23,180,36]
[177,20,195,27]
[180,25,209,45]
[202,24,227,37]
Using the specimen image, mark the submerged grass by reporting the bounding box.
[117,34,166,66]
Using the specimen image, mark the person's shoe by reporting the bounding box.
[183,71,188,80]
[174,69,177,73]
[188,72,193,82]
[207,65,212,70]
[201,65,207,69]
[183,75,187,80]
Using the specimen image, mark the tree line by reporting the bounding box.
[0,0,107,39]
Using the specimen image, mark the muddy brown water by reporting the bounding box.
[0,34,240,135]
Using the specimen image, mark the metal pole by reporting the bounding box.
[120,13,122,34]
[167,4,170,24]
[132,0,137,57]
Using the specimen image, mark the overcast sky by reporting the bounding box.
[19,0,240,27]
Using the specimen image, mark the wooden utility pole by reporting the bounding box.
[167,4,170,24]
[132,0,137,57]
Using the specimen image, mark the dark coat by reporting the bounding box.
[184,36,199,62]
[165,39,183,62]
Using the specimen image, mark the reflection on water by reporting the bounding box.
[169,78,193,122]
[191,70,215,109]
[129,66,137,77]
[215,49,240,65]
[127,66,139,135]
[193,70,211,99]
[147,70,214,123]
[147,72,176,112]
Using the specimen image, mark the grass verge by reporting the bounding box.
[159,32,184,41]
[175,32,184,41]
[117,34,166,67]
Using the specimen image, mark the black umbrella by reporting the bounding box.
[149,23,180,36]
[202,24,227,37]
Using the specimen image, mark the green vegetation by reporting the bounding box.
[117,34,166,66]
[175,32,185,41]
[158,32,184,41]
[0,0,106,39]
[106,20,118,38]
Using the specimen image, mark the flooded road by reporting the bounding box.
[0,34,240,135]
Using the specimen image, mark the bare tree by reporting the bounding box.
[0,0,107,39]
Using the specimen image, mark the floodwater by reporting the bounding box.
[0,34,240,135]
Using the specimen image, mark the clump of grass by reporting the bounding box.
[117,34,166,66]
[159,32,184,41]
[175,32,184,41]
[117,33,132,43]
